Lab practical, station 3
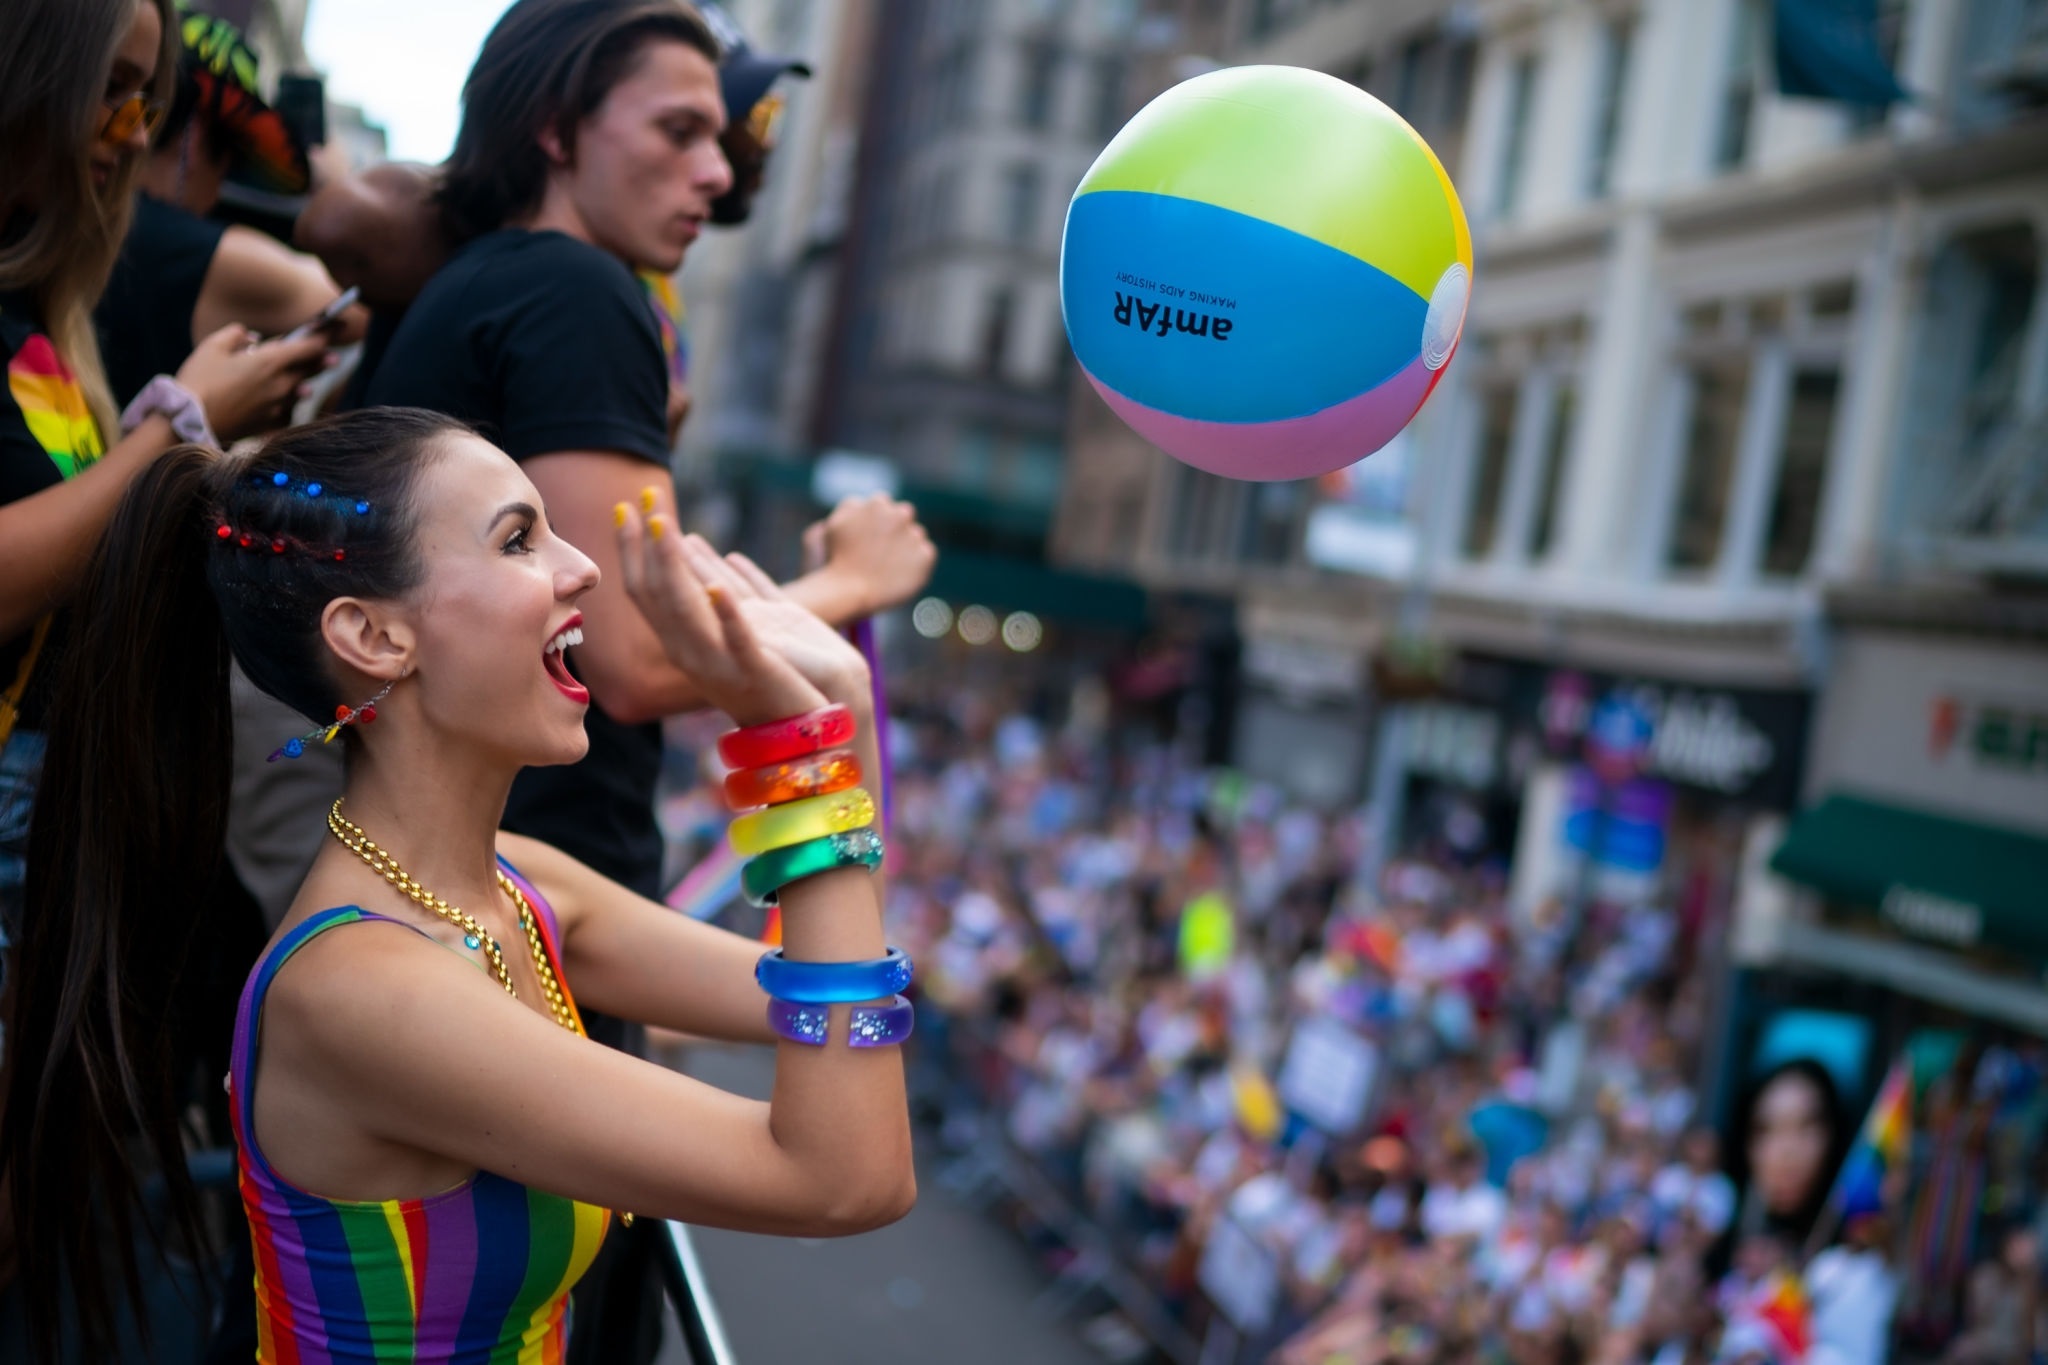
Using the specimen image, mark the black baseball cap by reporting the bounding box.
[694,1,810,121]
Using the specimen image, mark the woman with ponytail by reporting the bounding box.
[0,0,332,989]
[4,409,913,1358]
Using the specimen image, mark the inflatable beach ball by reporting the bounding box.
[1060,65,1472,482]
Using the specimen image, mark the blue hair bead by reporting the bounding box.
[306,482,323,497]
[354,501,370,515]
[272,471,290,487]
[283,737,305,757]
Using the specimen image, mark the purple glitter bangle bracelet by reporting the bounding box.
[766,994,916,1048]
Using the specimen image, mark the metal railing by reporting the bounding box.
[656,1220,740,1365]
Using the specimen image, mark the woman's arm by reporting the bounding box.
[270,910,913,1235]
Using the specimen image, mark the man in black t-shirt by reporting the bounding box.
[369,0,932,904]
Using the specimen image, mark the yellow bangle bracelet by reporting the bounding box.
[728,787,876,857]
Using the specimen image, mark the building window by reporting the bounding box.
[934,167,959,243]
[1761,368,1840,577]
[1495,55,1539,220]
[1666,358,1751,572]
[1714,0,1762,172]
[1845,0,1909,133]
[1463,384,1520,559]
[1395,36,1428,118]
[1093,55,1127,138]
[1586,16,1634,198]
[1529,383,1576,560]
[1168,466,1240,561]
[981,288,1015,378]
[1898,223,2041,545]
[1019,42,1061,130]
[1003,163,1042,247]
[1239,480,1304,566]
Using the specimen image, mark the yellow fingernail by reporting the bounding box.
[648,514,667,539]
[640,487,659,514]
[613,502,629,528]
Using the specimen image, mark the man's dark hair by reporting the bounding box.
[438,0,722,245]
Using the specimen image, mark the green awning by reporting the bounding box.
[925,549,1149,631]
[1770,794,2048,961]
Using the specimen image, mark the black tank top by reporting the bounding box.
[96,194,227,407]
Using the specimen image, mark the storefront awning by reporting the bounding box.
[1770,794,2048,961]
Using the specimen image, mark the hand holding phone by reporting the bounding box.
[278,286,361,344]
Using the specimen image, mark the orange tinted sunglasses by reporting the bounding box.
[100,90,168,147]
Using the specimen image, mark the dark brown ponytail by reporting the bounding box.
[1,409,463,1359]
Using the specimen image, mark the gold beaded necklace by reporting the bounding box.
[327,799,579,1035]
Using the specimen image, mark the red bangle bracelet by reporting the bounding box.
[717,703,857,770]
[725,749,864,811]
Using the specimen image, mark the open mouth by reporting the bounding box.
[544,616,590,705]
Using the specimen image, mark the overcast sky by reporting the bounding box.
[305,0,507,163]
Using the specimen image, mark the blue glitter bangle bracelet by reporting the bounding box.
[766,995,916,1048]
[755,946,912,1004]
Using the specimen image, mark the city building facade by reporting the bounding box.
[1051,0,2048,1093]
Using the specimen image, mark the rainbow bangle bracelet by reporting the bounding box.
[755,946,912,1004]
[717,703,856,770]
[725,749,863,811]
[767,995,916,1048]
[742,828,885,908]
[728,787,875,857]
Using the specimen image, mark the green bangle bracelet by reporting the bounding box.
[742,827,886,908]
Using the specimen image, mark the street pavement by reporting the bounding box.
[665,1042,1102,1365]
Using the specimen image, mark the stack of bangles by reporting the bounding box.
[719,704,911,1049]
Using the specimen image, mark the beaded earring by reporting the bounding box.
[267,679,397,762]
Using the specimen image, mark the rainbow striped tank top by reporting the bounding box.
[229,860,610,1362]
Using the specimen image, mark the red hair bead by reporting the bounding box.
[359,705,376,724]
[336,705,351,721]
[216,524,232,539]
[238,534,252,548]
[333,549,346,562]
[272,538,286,553]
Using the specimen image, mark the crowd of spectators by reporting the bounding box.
[779,687,2048,1365]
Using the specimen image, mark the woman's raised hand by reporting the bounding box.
[613,500,867,728]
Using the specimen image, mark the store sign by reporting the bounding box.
[1243,635,1365,701]
[1879,884,1983,949]
[1521,667,1804,806]
[1930,694,2048,779]
[1811,634,2048,837]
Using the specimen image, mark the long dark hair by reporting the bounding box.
[1,409,462,1360]
[438,0,721,245]
[0,0,177,434]
[1731,1056,1851,1242]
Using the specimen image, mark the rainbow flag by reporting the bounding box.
[1753,1269,1812,1362]
[664,841,744,922]
[1833,1059,1913,1220]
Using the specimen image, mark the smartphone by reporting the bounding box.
[278,286,361,344]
